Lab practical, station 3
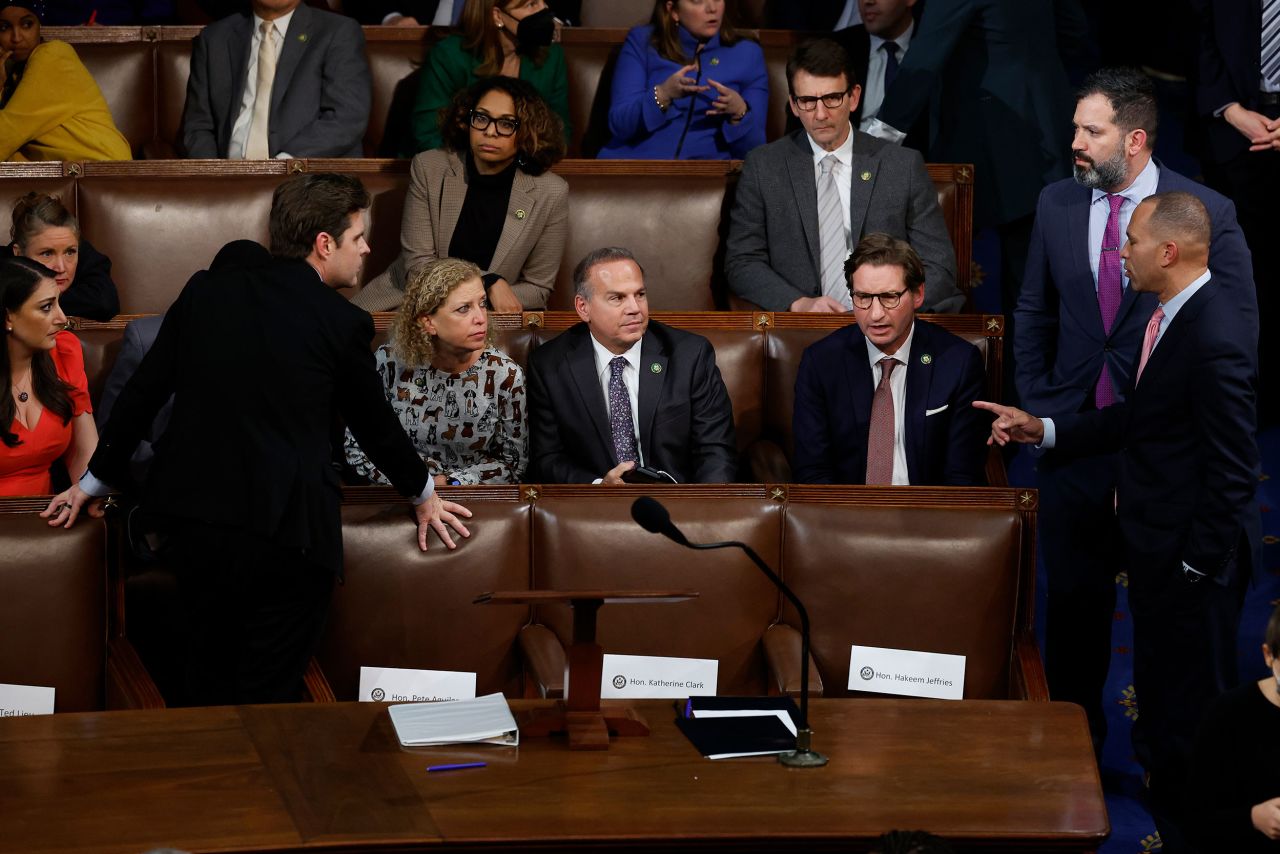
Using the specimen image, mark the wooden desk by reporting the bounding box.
[0,699,1107,853]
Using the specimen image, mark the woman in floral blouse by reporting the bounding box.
[345,257,526,485]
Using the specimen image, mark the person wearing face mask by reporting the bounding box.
[407,0,569,155]
[0,1,131,162]
[598,0,766,160]
[10,192,118,321]
[1186,603,1280,852]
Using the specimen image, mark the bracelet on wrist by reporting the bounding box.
[653,85,669,112]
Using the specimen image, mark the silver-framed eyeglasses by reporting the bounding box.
[469,111,520,136]
[851,288,910,310]
[791,90,851,111]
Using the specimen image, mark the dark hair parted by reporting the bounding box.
[572,246,645,300]
[649,0,752,64]
[11,191,79,248]
[1,255,71,448]
[460,0,549,76]
[845,233,926,293]
[1142,190,1211,248]
[440,76,566,175]
[1077,67,1157,149]
[786,37,858,98]
[268,173,370,260]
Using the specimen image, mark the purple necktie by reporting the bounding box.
[608,356,637,463]
[1095,193,1125,408]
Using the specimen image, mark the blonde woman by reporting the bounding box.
[345,258,527,486]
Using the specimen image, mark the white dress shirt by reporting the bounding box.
[834,0,861,29]
[590,333,645,466]
[865,324,915,485]
[859,21,914,130]
[807,123,857,237]
[1087,157,1159,291]
[229,10,295,161]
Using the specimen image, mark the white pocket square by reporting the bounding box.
[924,405,949,416]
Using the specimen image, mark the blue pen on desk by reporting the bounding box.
[427,762,487,773]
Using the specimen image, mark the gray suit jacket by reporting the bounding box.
[353,149,570,311]
[181,4,371,158]
[725,127,962,313]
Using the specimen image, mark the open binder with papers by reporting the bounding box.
[675,696,800,760]
[388,692,520,747]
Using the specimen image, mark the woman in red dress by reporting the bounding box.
[1,255,96,496]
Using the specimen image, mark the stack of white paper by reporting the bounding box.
[387,692,519,747]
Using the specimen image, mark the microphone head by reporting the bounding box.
[631,496,670,535]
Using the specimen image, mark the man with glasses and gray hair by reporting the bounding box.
[792,233,986,485]
[726,38,961,314]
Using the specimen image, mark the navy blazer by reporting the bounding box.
[792,319,987,485]
[181,3,371,158]
[1055,281,1260,585]
[526,320,738,484]
[1193,0,1267,162]
[1014,162,1258,418]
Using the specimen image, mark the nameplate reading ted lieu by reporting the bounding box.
[0,683,55,717]
[848,645,965,700]
[601,653,718,699]
[358,666,476,703]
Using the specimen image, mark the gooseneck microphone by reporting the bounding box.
[630,496,828,768]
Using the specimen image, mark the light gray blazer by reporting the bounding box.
[725,127,962,313]
[354,148,570,311]
[181,3,370,158]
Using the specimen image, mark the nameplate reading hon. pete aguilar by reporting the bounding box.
[0,683,55,716]
[848,645,965,700]
[358,666,476,703]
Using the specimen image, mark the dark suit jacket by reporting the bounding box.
[89,258,429,574]
[726,127,961,313]
[876,0,1087,226]
[181,3,371,158]
[1014,162,1258,419]
[1193,0,1269,162]
[792,319,987,485]
[1054,280,1260,586]
[526,320,738,483]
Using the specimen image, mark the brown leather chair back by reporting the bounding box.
[560,34,622,158]
[364,35,427,157]
[0,503,107,712]
[317,493,532,699]
[154,33,196,158]
[0,169,78,236]
[530,490,782,695]
[579,1,651,27]
[67,41,155,159]
[77,173,278,313]
[781,490,1024,699]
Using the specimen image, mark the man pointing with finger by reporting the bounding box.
[976,190,1259,853]
[44,173,473,707]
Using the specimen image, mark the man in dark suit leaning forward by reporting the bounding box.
[794,233,986,485]
[45,174,473,706]
[978,191,1259,853]
[527,247,737,484]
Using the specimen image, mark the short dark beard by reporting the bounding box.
[1072,146,1128,190]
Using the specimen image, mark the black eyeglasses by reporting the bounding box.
[791,90,851,111]
[469,111,520,137]
[851,288,909,310]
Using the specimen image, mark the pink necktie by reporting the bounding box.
[1135,306,1165,385]
[1095,193,1125,408]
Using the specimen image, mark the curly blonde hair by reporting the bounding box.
[392,258,492,366]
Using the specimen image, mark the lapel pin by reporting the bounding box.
[710,56,720,66]
[514,209,526,219]
[860,170,872,182]
[920,353,932,365]
[650,363,663,374]
[298,33,308,42]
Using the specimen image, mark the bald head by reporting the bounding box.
[1123,191,1212,302]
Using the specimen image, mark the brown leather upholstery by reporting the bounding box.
[528,490,783,696]
[0,502,107,712]
[579,0,651,27]
[775,487,1035,700]
[0,167,78,223]
[316,491,533,700]
[153,34,196,159]
[561,35,621,157]
[60,40,153,159]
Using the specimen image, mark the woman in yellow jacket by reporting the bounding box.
[0,1,130,162]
